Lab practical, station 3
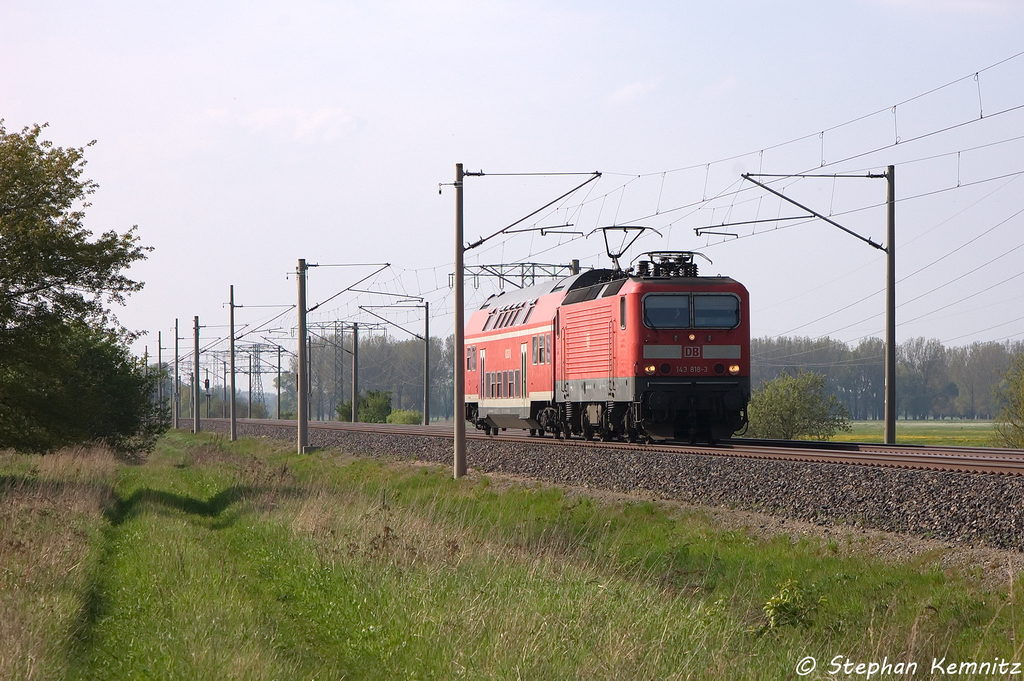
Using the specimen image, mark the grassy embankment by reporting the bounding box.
[2,431,1023,679]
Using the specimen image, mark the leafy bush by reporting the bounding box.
[761,579,824,631]
[336,391,393,423]
[995,353,1024,448]
[0,320,167,453]
[746,370,851,440]
[386,409,423,425]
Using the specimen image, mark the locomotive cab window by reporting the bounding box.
[643,294,690,329]
[643,293,741,329]
[693,294,740,328]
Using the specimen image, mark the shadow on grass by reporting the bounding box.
[104,485,252,527]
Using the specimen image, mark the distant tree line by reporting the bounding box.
[270,331,456,422]
[163,330,1022,430]
[753,336,1024,421]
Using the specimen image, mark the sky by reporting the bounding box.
[3,0,1024,369]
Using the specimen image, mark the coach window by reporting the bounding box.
[643,294,690,329]
[532,336,538,364]
[693,294,740,328]
[545,333,552,363]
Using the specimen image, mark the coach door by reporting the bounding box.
[521,343,528,399]
[479,349,486,401]
[607,319,615,397]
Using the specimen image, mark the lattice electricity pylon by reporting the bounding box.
[239,342,281,411]
[448,262,579,290]
[252,344,265,409]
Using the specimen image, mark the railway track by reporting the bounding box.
[197,418,1024,477]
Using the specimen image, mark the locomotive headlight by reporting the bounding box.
[688,333,696,341]
[728,364,741,375]
[644,364,657,375]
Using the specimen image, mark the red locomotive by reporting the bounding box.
[464,251,750,443]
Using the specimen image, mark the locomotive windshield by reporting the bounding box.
[643,293,740,329]
[643,295,689,328]
[693,294,740,328]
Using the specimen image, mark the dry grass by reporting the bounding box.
[270,481,761,678]
[0,446,117,680]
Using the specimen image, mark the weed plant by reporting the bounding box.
[2,432,1023,679]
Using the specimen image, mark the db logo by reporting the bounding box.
[684,347,701,358]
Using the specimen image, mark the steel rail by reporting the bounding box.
[205,419,1024,477]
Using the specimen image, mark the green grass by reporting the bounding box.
[844,420,998,446]
[3,432,1024,679]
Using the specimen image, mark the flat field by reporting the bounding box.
[2,432,1023,679]
[845,420,998,446]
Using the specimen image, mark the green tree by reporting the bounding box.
[1,122,161,452]
[0,319,166,452]
[746,370,852,440]
[1,123,148,329]
[994,354,1024,449]
[336,390,392,423]
[359,390,393,423]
